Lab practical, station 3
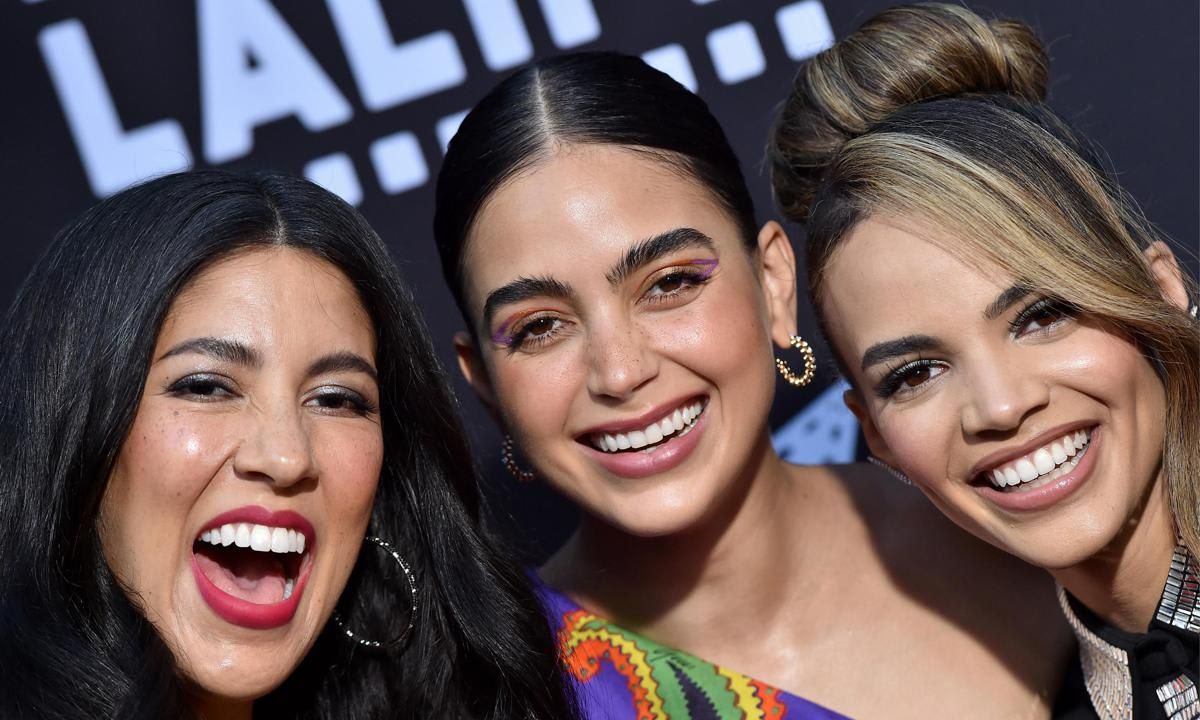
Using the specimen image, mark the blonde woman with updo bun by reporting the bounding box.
[770,4,1199,718]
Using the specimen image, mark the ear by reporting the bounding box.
[1143,241,1191,312]
[756,221,799,348]
[454,331,500,423]
[842,386,896,465]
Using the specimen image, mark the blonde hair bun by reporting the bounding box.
[770,2,1048,224]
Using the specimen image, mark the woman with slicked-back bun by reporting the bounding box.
[771,4,1199,718]
[437,49,1074,719]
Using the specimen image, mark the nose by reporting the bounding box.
[585,316,659,401]
[233,401,318,488]
[960,354,1050,437]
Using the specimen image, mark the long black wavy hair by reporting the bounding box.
[0,170,576,719]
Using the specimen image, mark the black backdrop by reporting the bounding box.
[3,0,1196,559]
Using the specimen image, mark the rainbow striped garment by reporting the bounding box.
[535,576,851,720]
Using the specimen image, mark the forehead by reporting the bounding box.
[159,247,374,353]
[461,145,740,301]
[822,216,1011,353]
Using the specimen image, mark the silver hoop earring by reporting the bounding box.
[1190,304,1198,319]
[501,435,535,483]
[331,536,418,650]
[868,456,912,486]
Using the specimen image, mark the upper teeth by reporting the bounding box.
[198,523,306,554]
[987,430,1090,489]
[592,400,705,453]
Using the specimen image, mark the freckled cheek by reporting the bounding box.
[494,354,583,436]
[645,295,768,374]
[119,414,231,502]
[317,429,384,522]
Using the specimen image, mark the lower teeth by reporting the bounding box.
[283,578,295,600]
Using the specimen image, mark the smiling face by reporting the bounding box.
[825,215,1168,569]
[457,144,795,537]
[99,247,383,705]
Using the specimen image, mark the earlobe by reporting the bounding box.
[756,221,800,348]
[454,331,499,418]
[1143,241,1192,312]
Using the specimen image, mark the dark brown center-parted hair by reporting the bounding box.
[768,3,1199,554]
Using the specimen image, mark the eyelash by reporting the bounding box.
[875,358,943,399]
[640,268,713,305]
[501,266,714,352]
[1007,296,1078,337]
[873,297,1080,399]
[166,374,377,415]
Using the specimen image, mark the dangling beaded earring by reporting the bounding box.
[776,335,817,388]
[867,456,912,486]
[500,435,535,483]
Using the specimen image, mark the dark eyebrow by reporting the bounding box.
[482,276,574,330]
[306,351,378,383]
[860,335,942,372]
[606,228,717,286]
[158,337,260,367]
[984,283,1032,321]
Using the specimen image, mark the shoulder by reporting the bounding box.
[793,462,1075,712]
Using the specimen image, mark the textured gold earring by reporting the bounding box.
[776,335,816,388]
[500,435,535,483]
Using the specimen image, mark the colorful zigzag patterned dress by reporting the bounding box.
[535,576,851,719]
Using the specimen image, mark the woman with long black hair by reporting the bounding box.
[0,170,575,719]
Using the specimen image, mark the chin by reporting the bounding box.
[597,486,721,539]
[987,517,1122,572]
[182,646,303,702]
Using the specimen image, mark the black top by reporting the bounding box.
[1053,544,1199,719]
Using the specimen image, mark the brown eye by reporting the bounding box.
[525,317,557,337]
[1029,308,1061,329]
[903,366,931,387]
[656,274,686,293]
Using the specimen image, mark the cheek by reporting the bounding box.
[315,425,383,520]
[100,410,230,593]
[649,285,771,379]
[493,351,585,437]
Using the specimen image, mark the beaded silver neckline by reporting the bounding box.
[1058,542,1199,720]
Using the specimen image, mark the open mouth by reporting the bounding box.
[194,523,308,604]
[190,508,315,629]
[585,397,707,454]
[976,428,1093,493]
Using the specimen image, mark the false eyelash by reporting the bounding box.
[874,358,939,399]
[309,387,378,415]
[167,373,234,398]
[641,267,715,305]
[1007,296,1079,335]
[500,314,565,353]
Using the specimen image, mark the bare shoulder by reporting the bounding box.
[798,462,1075,716]
[835,461,1070,635]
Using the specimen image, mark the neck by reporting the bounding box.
[192,694,253,720]
[542,432,817,645]
[1051,476,1177,633]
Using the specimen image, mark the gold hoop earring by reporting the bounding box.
[501,435,535,483]
[776,335,816,388]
